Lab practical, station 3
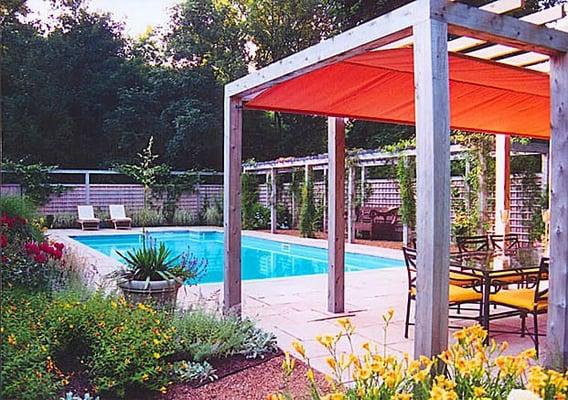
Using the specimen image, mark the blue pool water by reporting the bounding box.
[72,231,403,284]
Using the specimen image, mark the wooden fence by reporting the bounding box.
[1,174,542,241]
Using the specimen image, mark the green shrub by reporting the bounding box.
[200,199,223,226]
[1,289,59,399]
[172,360,217,384]
[0,196,43,241]
[131,209,165,227]
[299,174,316,238]
[172,209,197,226]
[173,310,248,361]
[47,292,175,397]
[276,204,291,229]
[50,213,78,229]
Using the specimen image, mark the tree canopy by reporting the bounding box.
[1,0,558,170]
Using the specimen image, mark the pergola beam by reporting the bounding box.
[226,2,420,98]
[413,13,451,358]
[546,51,568,370]
[463,5,566,58]
[382,0,523,50]
[437,2,568,55]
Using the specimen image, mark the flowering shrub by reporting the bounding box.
[274,310,568,400]
[1,289,176,399]
[1,202,69,290]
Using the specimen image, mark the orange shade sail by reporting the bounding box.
[246,48,550,139]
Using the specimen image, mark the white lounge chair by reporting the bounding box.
[109,205,132,230]
[77,205,100,230]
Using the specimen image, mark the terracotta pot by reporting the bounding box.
[118,279,181,309]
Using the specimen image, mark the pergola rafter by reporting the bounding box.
[224,0,568,367]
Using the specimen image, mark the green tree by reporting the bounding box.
[167,0,248,83]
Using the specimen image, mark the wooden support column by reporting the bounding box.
[323,168,327,232]
[360,166,366,205]
[347,166,356,243]
[327,117,346,313]
[541,152,549,192]
[84,172,91,205]
[546,51,568,370]
[495,135,511,237]
[270,168,277,233]
[223,95,243,315]
[413,15,451,359]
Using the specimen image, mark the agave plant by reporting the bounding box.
[113,238,207,287]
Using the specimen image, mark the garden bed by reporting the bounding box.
[160,354,326,400]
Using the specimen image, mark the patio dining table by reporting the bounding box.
[451,247,543,333]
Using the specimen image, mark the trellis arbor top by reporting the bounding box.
[223,0,568,367]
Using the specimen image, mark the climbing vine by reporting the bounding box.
[395,156,416,230]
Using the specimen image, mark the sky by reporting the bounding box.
[26,0,183,37]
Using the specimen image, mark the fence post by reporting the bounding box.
[270,168,277,233]
[195,172,201,221]
[84,172,91,205]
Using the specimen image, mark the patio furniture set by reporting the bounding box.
[403,233,548,353]
[77,205,132,230]
[354,206,400,241]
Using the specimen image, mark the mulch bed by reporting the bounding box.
[61,352,327,400]
[159,354,328,400]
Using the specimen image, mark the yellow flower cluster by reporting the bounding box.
[269,309,568,400]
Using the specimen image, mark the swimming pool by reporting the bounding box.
[72,231,403,284]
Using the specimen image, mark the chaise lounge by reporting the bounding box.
[77,205,100,230]
[109,204,132,230]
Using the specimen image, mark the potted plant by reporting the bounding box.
[112,238,206,309]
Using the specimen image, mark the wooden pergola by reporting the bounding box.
[242,142,548,243]
[223,0,568,367]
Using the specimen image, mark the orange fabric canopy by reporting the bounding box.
[246,48,550,139]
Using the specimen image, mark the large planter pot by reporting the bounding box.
[118,279,181,309]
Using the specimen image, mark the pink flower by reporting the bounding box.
[24,242,40,255]
[53,242,65,251]
[0,235,7,248]
[34,252,48,264]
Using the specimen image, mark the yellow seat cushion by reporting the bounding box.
[490,288,548,312]
[449,285,482,303]
[449,271,478,286]
[410,285,481,303]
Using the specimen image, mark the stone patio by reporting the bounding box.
[51,227,546,375]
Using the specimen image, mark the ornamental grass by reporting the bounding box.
[271,309,568,400]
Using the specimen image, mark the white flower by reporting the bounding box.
[507,389,542,400]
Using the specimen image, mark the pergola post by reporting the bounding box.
[360,166,366,205]
[495,135,511,238]
[323,168,327,232]
[84,172,91,205]
[546,51,568,370]
[413,14,451,358]
[328,117,346,313]
[347,166,356,243]
[541,152,549,192]
[270,168,277,233]
[223,95,243,315]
